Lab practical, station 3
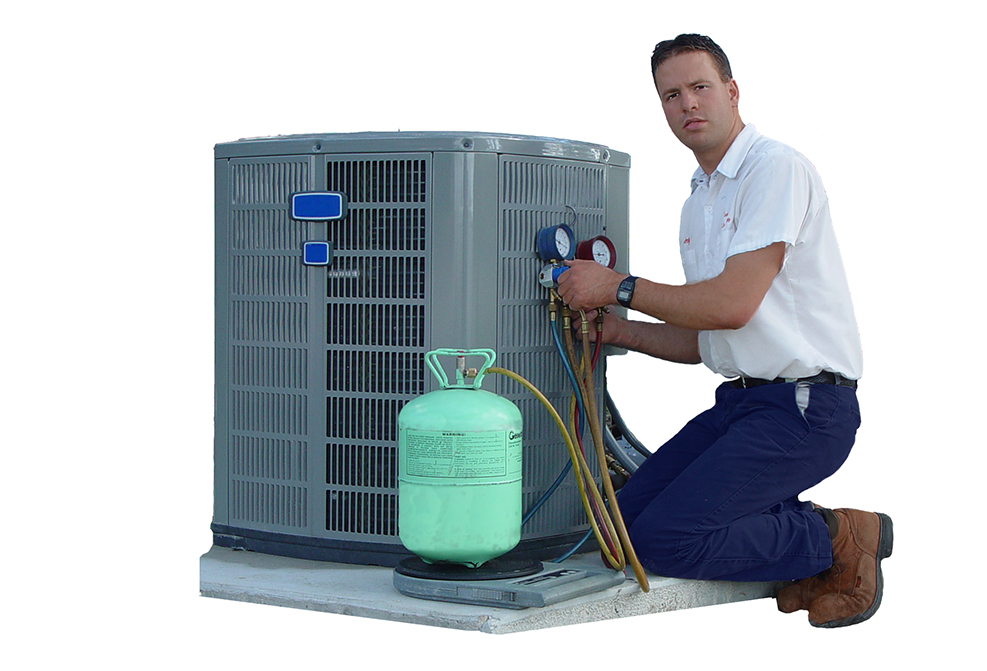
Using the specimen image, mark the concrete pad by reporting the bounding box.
[200,545,784,633]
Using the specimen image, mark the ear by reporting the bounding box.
[728,78,740,107]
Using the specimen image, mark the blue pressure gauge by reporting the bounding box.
[536,224,576,261]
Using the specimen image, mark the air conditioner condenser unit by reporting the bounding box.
[211,131,631,567]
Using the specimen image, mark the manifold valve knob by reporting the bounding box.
[539,264,568,288]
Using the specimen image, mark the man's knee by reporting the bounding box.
[627,515,705,578]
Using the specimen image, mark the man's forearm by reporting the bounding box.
[628,242,787,331]
[558,243,786,332]
[613,318,702,364]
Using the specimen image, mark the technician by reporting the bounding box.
[556,34,892,629]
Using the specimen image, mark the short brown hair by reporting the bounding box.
[651,34,733,82]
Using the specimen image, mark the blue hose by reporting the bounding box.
[521,316,589,526]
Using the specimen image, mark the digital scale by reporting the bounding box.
[393,557,626,609]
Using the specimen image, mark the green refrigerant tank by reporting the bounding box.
[398,349,523,567]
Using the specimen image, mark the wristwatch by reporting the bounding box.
[616,275,638,308]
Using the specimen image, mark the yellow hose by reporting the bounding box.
[577,311,650,592]
[484,302,650,593]
[568,393,624,570]
[486,366,623,572]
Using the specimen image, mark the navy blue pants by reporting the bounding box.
[617,380,860,582]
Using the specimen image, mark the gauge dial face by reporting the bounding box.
[536,224,576,261]
[591,239,612,267]
[576,235,616,268]
[555,227,572,258]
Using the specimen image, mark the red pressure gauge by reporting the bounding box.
[575,235,616,269]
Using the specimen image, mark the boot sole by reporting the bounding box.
[812,512,893,628]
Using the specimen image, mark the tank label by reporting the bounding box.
[402,429,522,481]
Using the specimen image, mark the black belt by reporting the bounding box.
[728,371,857,390]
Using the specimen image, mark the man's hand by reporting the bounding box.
[571,308,624,345]
[556,260,625,310]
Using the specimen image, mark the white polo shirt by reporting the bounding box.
[680,125,863,381]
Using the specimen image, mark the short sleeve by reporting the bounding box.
[727,151,812,258]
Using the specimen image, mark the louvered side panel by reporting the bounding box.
[224,156,313,533]
[498,155,609,539]
[323,153,430,541]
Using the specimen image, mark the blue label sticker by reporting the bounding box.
[291,192,348,221]
[303,241,333,266]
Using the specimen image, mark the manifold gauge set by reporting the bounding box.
[537,224,616,289]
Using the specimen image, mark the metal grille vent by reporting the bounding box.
[499,304,552,349]
[327,396,402,442]
[327,443,397,489]
[328,256,425,300]
[323,155,430,541]
[231,256,307,297]
[230,301,307,343]
[231,209,305,251]
[231,161,310,205]
[231,481,307,528]
[232,345,307,389]
[501,160,567,205]
[326,490,398,535]
[498,156,608,538]
[327,350,425,395]
[231,436,309,482]
[224,157,312,531]
[327,303,425,348]
[328,208,426,251]
[328,159,426,204]
[232,390,308,436]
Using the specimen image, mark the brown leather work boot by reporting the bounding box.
[807,508,894,628]
[776,570,831,613]
[775,504,841,613]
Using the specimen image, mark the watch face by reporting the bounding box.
[617,277,635,306]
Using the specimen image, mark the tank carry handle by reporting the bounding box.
[425,348,497,389]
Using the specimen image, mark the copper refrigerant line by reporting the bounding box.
[487,291,648,593]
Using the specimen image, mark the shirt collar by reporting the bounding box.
[690,124,761,191]
[713,124,759,179]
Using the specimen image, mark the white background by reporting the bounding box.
[4,1,982,667]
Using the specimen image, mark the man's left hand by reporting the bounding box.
[556,260,624,310]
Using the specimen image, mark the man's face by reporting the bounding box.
[653,50,740,162]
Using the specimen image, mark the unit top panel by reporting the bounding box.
[215,131,630,167]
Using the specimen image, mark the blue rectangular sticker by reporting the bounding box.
[302,241,333,266]
[291,192,348,221]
